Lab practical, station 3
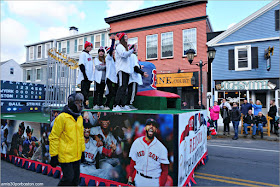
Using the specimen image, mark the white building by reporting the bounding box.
[0,59,23,82]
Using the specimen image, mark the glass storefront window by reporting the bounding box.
[217,91,247,108]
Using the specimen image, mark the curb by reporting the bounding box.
[212,133,280,141]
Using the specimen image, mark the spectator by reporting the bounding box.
[22,126,40,159]
[221,105,231,136]
[10,122,25,156]
[243,110,257,139]
[255,112,267,139]
[231,103,241,140]
[251,100,262,116]
[194,101,205,109]
[268,100,277,134]
[209,101,220,131]
[182,101,188,109]
[240,99,252,116]
[1,128,8,154]
[219,99,232,110]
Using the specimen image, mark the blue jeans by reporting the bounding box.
[232,121,239,138]
[258,123,263,133]
[213,120,218,131]
[244,123,257,135]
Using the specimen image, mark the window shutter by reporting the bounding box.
[84,37,87,44]
[58,42,61,53]
[275,10,279,31]
[251,47,258,69]
[67,41,70,54]
[75,39,77,52]
[91,35,94,46]
[101,33,105,47]
[228,49,235,70]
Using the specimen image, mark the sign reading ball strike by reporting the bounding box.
[156,73,193,87]
[1,80,46,113]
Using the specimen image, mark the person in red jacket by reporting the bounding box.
[209,101,220,132]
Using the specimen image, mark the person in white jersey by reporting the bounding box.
[128,118,169,186]
[126,44,148,110]
[77,41,94,109]
[80,121,116,180]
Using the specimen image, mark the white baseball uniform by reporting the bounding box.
[129,136,170,187]
[80,137,113,180]
[77,51,94,84]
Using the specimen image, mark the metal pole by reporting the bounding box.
[200,60,203,110]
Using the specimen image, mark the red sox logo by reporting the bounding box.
[85,152,94,159]
[88,58,91,61]
[137,150,145,157]
[151,69,157,89]
[149,152,159,161]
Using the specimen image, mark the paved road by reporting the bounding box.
[1,160,59,186]
[195,138,280,186]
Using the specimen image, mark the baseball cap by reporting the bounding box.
[145,118,158,128]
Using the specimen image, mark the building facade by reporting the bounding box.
[0,59,23,82]
[105,1,212,108]
[20,27,110,91]
[208,1,280,115]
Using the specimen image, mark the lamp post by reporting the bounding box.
[186,47,216,109]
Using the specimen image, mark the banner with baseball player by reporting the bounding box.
[178,110,208,186]
[45,110,175,186]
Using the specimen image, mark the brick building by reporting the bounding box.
[105,0,212,108]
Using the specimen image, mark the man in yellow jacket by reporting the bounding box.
[49,93,86,186]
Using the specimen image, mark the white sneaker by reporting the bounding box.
[128,105,138,110]
[99,105,105,110]
[103,106,110,110]
[112,105,123,111]
[92,105,100,110]
[123,105,132,111]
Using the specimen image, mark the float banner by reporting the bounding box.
[178,110,207,186]
[156,73,193,88]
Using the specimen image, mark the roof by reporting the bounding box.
[207,31,224,42]
[25,27,110,47]
[104,0,207,24]
[0,59,16,66]
[207,0,279,46]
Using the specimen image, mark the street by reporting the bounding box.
[1,138,279,186]
[195,138,279,186]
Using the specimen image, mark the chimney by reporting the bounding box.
[69,26,78,36]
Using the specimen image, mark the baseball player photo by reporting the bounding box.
[128,118,170,186]
[81,121,117,180]
[90,115,121,170]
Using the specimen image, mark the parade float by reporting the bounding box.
[1,48,208,187]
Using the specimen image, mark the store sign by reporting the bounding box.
[216,80,276,90]
[156,73,193,87]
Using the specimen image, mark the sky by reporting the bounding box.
[0,0,272,64]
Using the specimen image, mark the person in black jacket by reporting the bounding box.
[221,105,231,136]
[243,110,257,139]
[255,112,267,139]
[268,100,277,135]
[231,103,241,140]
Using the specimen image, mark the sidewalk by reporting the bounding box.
[214,126,279,141]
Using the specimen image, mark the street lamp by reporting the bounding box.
[186,47,216,109]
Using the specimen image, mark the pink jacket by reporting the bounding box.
[209,105,220,121]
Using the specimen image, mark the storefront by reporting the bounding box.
[156,72,199,109]
[214,79,279,114]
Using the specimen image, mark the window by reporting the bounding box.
[128,37,138,45]
[146,34,158,60]
[45,43,51,58]
[36,68,41,80]
[161,32,173,58]
[62,41,67,54]
[61,66,65,77]
[37,45,42,59]
[275,10,279,31]
[234,45,251,71]
[95,34,101,49]
[10,68,14,75]
[183,28,197,56]
[78,38,84,52]
[29,46,34,60]
[27,70,31,81]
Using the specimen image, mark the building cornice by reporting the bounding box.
[104,0,206,24]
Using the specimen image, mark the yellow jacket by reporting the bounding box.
[49,112,85,163]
